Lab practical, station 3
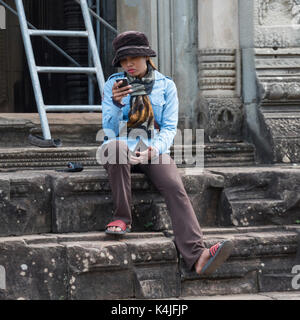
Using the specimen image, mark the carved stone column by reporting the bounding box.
[196,0,243,143]
[241,0,300,163]
[117,0,199,131]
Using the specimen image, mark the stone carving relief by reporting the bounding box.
[258,0,300,25]
[261,81,300,100]
[253,45,300,163]
[197,49,243,142]
[254,30,290,47]
[198,49,237,92]
[255,48,300,102]
[290,0,300,23]
[273,137,300,163]
[197,98,243,142]
[265,117,300,138]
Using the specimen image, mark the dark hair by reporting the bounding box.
[147,58,157,70]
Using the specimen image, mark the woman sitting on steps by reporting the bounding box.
[99,31,233,275]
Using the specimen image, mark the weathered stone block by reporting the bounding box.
[133,265,180,299]
[65,241,134,300]
[181,171,225,227]
[258,256,297,292]
[0,173,52,236]
[181,271,258,297]
[51,169,226,233]
[51,173,114,233]
[126,237,180,299]
[0,238,67,300]
[214,168,300,227]
[51,172,160,233]
[0,232,180,300]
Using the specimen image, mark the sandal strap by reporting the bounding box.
[106,220,127,231]
[209,242,221,257]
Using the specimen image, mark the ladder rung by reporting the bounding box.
[45,105,102,112]
[36,67,97,74]
[28,29,89,37]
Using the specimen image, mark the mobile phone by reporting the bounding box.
[117,78,129,88]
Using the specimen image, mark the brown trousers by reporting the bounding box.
[101,140,205,271]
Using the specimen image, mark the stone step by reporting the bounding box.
[0,147,99,171]
[0,166,299,237]
[210,166,300,227]
[0,113,102,148]
[0,143,255,170]
[179,225,300,298]
[0,225,298,300]
[227,198,287,226]
[159,291,300,300]
[0,113,256,168]
[0,168,224,236]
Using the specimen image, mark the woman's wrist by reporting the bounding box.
[111,97,125,108]
[149,146,160,159]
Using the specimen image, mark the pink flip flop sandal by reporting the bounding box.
[105,220,131,235]
[201,240,233,275]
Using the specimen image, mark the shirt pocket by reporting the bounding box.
[150,94,165,124]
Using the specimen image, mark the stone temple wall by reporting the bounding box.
[1,0,300,165]
[118,0,300,164]
[196,0,243,144]
[241,0,300,164]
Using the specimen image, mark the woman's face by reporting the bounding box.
[120,56,148,78]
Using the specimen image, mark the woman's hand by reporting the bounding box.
[129,146,159,164]
[112,80,132,105]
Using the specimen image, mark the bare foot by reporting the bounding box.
[194,249,210,274]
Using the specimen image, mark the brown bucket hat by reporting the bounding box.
[112,31,157,67]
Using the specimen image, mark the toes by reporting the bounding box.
[107,226,121,232]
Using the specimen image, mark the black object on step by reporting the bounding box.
[28,134,62,148]
[56,162,84,172]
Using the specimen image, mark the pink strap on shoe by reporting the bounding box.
[209,242,221,257]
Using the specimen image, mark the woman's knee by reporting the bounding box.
[153,170,184,194]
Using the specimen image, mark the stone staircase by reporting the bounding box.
[0,113,299,299]
[0,225,299,300]
[0,113,255,170]
[0,166,299,300]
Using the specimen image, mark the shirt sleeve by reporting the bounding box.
[102,78,124,139]
[151,79,179,154]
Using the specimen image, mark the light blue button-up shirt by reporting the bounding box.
[101,70,179,154]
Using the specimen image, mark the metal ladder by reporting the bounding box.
[14,0,106,143]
